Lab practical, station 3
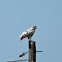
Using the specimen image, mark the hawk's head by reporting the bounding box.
[32,26,37,30]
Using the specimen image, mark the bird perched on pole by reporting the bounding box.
[19,26,37,41]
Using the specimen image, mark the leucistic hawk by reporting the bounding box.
[19,26,37,41]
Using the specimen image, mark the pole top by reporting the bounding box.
[29,40,35,42]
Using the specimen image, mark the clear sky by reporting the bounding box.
[0,0,62,62]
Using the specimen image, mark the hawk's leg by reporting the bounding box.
[29,37,32,41]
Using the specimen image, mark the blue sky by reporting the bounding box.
[0,0,62,62]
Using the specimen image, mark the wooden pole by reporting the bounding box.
[29,41,36,62]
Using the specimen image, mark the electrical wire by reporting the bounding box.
[6,56,19,62]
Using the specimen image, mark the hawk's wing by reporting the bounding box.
[20,31,28,40]
[19,31,28,37]
[26,28,35,36]
[19,28,35,40]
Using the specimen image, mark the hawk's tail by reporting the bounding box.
[20,35,26,40]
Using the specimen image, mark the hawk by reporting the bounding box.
[19,26,37,41]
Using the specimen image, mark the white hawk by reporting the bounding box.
[19,26,37,41]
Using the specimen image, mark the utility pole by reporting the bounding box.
[29,41,36,62]
[7,41,43,62]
